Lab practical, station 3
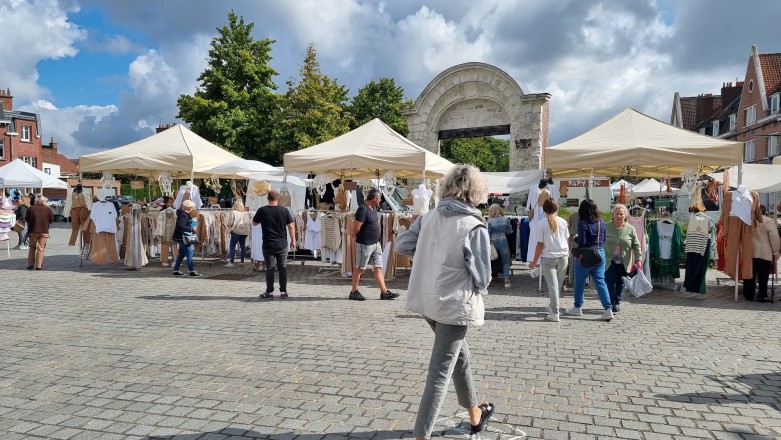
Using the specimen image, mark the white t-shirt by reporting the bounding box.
[90,201,118,233]
[533,216,570,258]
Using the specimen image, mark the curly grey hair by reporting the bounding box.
[439,164,488,207]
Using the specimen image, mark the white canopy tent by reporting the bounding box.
[709,163,781,193]
[482,169,545,194]
[629,178,679,197]
[284,118,454,179]
[204,158,280,179]
[79,124,243,178]
[0,159,68,189]
[610,179,635,198]
[545,108,743,178]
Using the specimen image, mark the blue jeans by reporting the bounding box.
[228,232,247,264]
[572,247,612,309]
[173,240,194,272]
[263,247,288,294]
[491,237,511,280]
[605,261,628,306]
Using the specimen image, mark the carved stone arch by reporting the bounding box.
[403,62,550,171]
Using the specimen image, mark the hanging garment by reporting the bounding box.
[518,217,530,262]
[648,220,683,283]
[90,202,118,233]
[173,184,203,209]
[683,238,711,294]
[304,211,323,252]
[250,222,265,262]
[627,210,650,274]
[719,192,754,279]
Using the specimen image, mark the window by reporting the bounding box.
[744,140,756,162]
[44,167,51,174]
[0,138,4,159]
[711,120,719,136]
[728,114,737,131]
[20,124,31,142]
[21,156,36,168]
[745,105,756,126]
[771,94,780,114]
[769,135,780,157]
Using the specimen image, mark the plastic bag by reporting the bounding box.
[623,269,652,297]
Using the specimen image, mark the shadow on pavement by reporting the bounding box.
[137,294,348,302]
[143,428,415,439]
[656,372,781,413]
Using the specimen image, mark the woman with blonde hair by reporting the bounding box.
[396,164,496,438]
[604,203,642,312]
[528,198,570,322]
[172,199,202,277]
[487,203,512,288]
[225,198,251,267]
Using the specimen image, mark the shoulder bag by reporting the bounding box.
[571,221,603,268]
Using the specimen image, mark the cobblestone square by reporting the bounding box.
[1,224,779,439]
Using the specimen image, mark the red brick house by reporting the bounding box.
[0,88,55,169]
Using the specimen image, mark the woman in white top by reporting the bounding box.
[225,199,251,267]
[528,198,570,322]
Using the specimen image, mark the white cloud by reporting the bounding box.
[21,100,116,156]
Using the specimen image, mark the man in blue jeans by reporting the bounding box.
[253,190,296,299]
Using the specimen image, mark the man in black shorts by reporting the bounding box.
[253,189,296,299]
[349,188,400,301]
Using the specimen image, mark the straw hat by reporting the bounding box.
[252,181,271,196]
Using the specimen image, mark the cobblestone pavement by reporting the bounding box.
[1,224,780,440]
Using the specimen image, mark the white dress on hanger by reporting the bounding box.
[304,211,323,252]
[174,184,203,209]
[251,222,265,262]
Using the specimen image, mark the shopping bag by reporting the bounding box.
[490,243,499,260]
[182,232,199,246]
[623,268,653,297]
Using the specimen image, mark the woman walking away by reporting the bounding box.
[604,204,642,312]
[528,198,570,322]
[564,199,613,321]
[172,200,202,277]
[396,164,495,439]
[224,199,251,267]
[487,203,512,288]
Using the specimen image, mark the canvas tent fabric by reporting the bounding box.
[0,159,68,189]
[204,159,279,179]
[709,164,781,193]
[79,124,243,178]
[544,108,743,177]
[482,169,544,194]
[610,179,635,197]
[629,178,679,197]
[284,118,454,179]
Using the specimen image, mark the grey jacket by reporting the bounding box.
[396,198,492,326]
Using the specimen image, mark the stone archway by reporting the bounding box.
[403,62,550,171]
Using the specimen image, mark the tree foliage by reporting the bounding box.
[176,10,279,163]
[439,137,510,172]
[349,77,413,135]
[270,44,351,161]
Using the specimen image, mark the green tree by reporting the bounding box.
[440,137,510,172]
[176,11,278,163]
[271,43,350,159]
[349,77,414,135]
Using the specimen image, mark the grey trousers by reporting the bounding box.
[541,256,569,315]
[414,317,478,438]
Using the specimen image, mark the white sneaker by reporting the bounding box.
[19,245,29,250]
[563,307,582,316]
[545,314,560,322]
[599,308,613,321]
[224,263,235,268]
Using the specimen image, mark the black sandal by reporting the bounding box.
[470,402,495,434]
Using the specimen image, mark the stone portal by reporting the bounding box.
[403,62,550,171]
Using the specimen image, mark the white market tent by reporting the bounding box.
[0,159,68,189]
[545,108,743,177]
[629,178,679,197]
[610,179,634,197]
[205,158,280,179]
[709,163,781,193]
[284,118,454,179]
[79,124,243,178]
[482,169,544,194]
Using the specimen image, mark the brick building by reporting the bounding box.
[0,88,57,169]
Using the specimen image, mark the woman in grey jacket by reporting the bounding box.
[396,164,495,438]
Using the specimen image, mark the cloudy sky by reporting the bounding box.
[2,0,779,161]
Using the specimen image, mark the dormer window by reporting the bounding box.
[21,124,31,142]
[771,93,780,114]
[728,114,736,131]
[711,120,719,136]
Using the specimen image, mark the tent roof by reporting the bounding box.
[630,178,679,197]
[0,159,68,189]
[545,108,743,177]
[204,159,280,179]
[482,169,544,194]
[709,163,781,193]
[283,118,454,179]
[79,124,243,177]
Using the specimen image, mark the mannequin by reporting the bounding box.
[412,183,433,216]
[66,184,92,246]
[525,178,559,261]
[719,185,759,280]
[174,181,203,209]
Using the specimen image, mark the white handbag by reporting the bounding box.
[623,269,653,297]
[490,243,499,260]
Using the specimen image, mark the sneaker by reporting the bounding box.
[27,266,34,270]
[504,281,511,289]
[172,270,186,276]
[349,290,366,301]
[612,304,620,313]
[563,307,582,316]
[189,271,203,277]
[380,290,400,300]
[224,263,235,268]
[259,292,273,300]
[161,263,170,267]
[545,314,560,322]
[280,292,289,299]
[19,245,29,250]
[599,308,613,321]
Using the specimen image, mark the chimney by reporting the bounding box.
[721,81,743,107]
[156,123,175,134]
[49,137,58,150]
[695,94,716,124]
[0,88,12,111]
